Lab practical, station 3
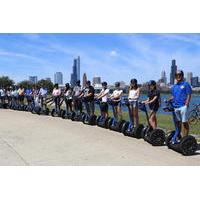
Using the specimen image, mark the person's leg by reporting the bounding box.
[90,101,95,115]
[181,106,190,137]
[133,107,139,126]
[149,111,157,129]
[117,104,122,121]
[85,101,90,115]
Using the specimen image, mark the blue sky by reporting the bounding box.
[0,33,200,85]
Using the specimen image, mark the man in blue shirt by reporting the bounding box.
[170,70,192,140]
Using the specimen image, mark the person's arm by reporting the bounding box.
[185,83,192,107]
[98,89,109,99]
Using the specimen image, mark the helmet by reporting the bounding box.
[76,80,80,85]
[86,80,91,86]
[148,80,156,86]
[102,82,107,87]
[65,83,70,88]
[130,79,137,85]
[115,82,120,87]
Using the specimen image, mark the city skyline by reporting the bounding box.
[0,33,200,84]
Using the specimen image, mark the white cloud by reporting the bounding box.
[109,50,118,57]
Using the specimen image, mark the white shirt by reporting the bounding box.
[73,86,82,96]
[39,88,47,96]
[101,88,109,102]
[112,89,123,98]
[128,88,140,101]
[0,89,5,96]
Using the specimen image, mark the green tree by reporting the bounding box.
[0,76,14,88]
[17,80,33,89]
[36,79,54,93]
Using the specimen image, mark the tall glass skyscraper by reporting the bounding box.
[170,59,177,85]
[70,56,80,87]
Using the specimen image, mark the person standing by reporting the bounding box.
[169,70,192,141]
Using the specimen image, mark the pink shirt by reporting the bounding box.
[52,88,61,96]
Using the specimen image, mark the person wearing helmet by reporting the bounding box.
[17,85,25,106]
[96,82,110,118]
[142,80,160,129]
[39,85,48,109]
[0,86,6,106]
[110,82,123,121]
[80,80,95,115]
[128,79,140,126]
[64,83,73,113]
[72,80,83,113]
[168,70,192,140]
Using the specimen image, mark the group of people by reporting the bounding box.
[52,69,192,143]
[1,69,192,143]
[0,85,48,109]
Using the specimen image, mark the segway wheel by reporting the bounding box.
[36,107,42,115]
[118,120,126,132]
[51,109,56,117]
[180,135,198,156]
[149,129,166,146]
[133,124,145,138]
[108,118,114,129]
[96,116,101,125]
[165,131,175,148]
[121,122,130,136]
[61,110,66,119]
[89,115,97,125]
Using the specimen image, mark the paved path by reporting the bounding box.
[0,109,200,165]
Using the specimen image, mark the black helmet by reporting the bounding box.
[148,80,156,86]
[76,80,80,85]
[65,83,70,87]
[102,82,107,86]
[175,70,184,77]
[130,79,137,85]
[86,80,91,86]
[115,82,120,87]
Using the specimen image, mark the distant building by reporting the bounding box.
[29,76,38,84]
[191,76,199,87]
[170,59,177,85]
[54,72,63,85]
[45,77,51,82]
[161,70,167,85]
[82,73,87,88]
[70,56,80,87]
[93,76,101,86]
[186,72,193,84]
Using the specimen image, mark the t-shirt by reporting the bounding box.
[84,86,95,102]
[52,88,61,97]
[128,88,140,101]
[148,89,160,110]
[39,88,47,96]
[112,89,123,102]
[25,89,32,96]
[65,89,73,99]
[171,81,192,108]
[100,88,109,102]
[18,88,24,96]
[11,90,18,97]
[73,86,82,97]
[0,89,5,96]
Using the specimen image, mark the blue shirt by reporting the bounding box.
[171,81,192,108]
[25,89,32,96]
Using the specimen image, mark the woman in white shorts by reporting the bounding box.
[128,79,140,126]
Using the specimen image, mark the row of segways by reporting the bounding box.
[1,94,198,156]
[95,98,197,155]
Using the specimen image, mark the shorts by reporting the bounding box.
[174,105,189,123]
[129,100,138,108]
[112,101,120,107]
[100,102,108,112]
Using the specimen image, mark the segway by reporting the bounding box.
[107,99,126,132]
[139,102,166,146]
[95,99,110,128]
[51,97,64,117]
[163,101,198,156]
[121,98,144,138]
[81,98,97,125]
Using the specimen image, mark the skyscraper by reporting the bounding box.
[93,76,101,86]
[70,59,78,87]
[161,70,167,85]
[70,56,81,87]
[186,72,193,84]
[170,59,177,85]
[191,77,199,87]
[29,76,38,84]
[54,72,63,85]
[82,73,87,88]
[77,56,80,81]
